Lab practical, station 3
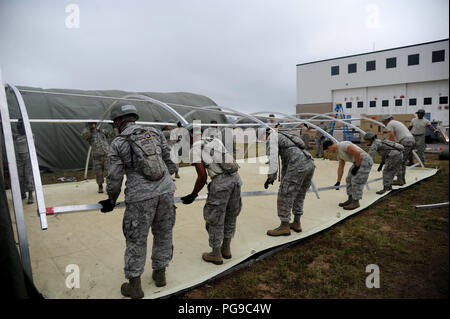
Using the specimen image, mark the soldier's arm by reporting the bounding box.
[81,128,91,141]
[368,143,378,158]
[159,131,177,175]
[388,130,396,142]
[106,143,124,203]
[347,144,361,166]
[191,162,207,195]
[337,160,345,183]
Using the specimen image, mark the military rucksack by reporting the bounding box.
[279,132,313,160]
[127,128,166,181]
[381,139,404,152]
[204,137,240,175]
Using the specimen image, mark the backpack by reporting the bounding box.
[279,132,313,160]
[381,139,404,152]
[204,138,240,175]
[127,128,166,181]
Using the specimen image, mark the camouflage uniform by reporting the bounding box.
[81,127,114,185]
[13,134,34,196]
[315,123,328,157]
[397,136,415,182]
[191,138,242,249]
[337,141,373,201]
[163,128,180,177]
[267,132,315,223]
[107,124,177,279]
[368,139,404,189]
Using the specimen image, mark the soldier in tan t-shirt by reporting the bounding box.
[408,109,439,165]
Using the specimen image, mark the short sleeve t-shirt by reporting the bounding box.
[337,141,368,163]
[386,120,413,141]
[410,118,430,135]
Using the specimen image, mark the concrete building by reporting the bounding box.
[296,39,449,126]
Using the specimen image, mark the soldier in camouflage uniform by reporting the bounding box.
[264,128,316,236]
[181,129,242,265]
[408,109,440,165]
[81,123,115,193]
[162,125,181,179]
[13,119,34,204]
[98,104,177,299]
[81,123,115,192]
[323,139,373,210]
[364,133,404,195]
[314,121,328,158]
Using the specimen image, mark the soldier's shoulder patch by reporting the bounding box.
[143,130,152,140]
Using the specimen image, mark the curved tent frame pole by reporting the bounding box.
[182,105,222,121]
[1,82,35,280]
[84,93,191,179]
[289,112,367,135]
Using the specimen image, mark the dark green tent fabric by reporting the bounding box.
[5,86,227,171]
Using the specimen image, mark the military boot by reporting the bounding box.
[392,179,405,186]
[221,238,232,259]
[338,196,352,207]
[121,277,144,299]
[21,192,26,200]
[152,268,166,287]
[98,184,104,193]
[202,247,223,265]
[175,172,180,179]
[343,199,360,210]
[376,186,392,195]
[289,215,302,233]
[27,191,34,204]
[267,221,291,236]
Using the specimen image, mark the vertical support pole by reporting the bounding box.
[412,150,424,168]
[0,75,33,280]
[9,85,48,230]
[311,180,320,199]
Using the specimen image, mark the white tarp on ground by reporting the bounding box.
[8,157,438,299]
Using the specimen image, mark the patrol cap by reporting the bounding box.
[416,109,426,114]
[110,104,139,121]
[363,132,377,140]
[381,114,393,122]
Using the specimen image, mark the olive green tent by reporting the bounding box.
[5,86,227,171]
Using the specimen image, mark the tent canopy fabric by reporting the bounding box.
[5,86,227,171]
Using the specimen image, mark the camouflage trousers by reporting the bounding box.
[93,155,108,185]
[346,156,373,201]
[413,134,426,165]
[277,162,315,222]
[16,153,34,194]
[204,173,242,248]
[382,152,403,188]
[315,137,324,157]
[122,193,176,279]
[397,137,415,181]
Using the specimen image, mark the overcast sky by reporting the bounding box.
[0,0,448,115]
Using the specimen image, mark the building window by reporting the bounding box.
[432,50,445,63]
[439,96,448,104]
[408,54,420,66]
[409,98,417,106]
[395,99,403,106]
[331,65,339,76]
[357,101,364,108]
[348,63,357,73]
[366,60,376,71]
[424,97,432,105]
[346,102,352,108]
[382,100,389,107]
[386,57,396,68]
[369,100,376,107]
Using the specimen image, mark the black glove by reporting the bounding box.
[264,179,274,189]
[181,193,198,204]
[320,136,325,140]
[351,165,360,176]
[99,199,116,213]
[334,181,340,190]
[377,163,384,172]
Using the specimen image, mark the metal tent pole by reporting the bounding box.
[0,77,33,280]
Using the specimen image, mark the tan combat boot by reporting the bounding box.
[376,186,392,195]
[98,184,104,193]
[202,247,223,265]
[343,199,360,210]
[289,215,302,233]
[221,238,232,259]
[121,277,144,299]
[267,221,291,237]
[152,268,166,287]
[392,178,405,186]
[338,196,352,207]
